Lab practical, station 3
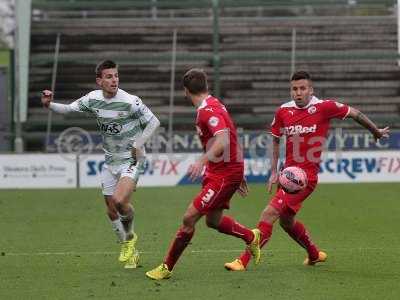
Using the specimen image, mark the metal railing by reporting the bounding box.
[32,0,395,10]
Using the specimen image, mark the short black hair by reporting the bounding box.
[95,60,117,78]
[291,71,311,81]
[182,68,208,94]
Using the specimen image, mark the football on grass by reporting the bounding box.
[279,166,308,193]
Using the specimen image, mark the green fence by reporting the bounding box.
[32,0,395,10]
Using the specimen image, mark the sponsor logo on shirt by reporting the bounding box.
[100,122,123,135]
[283,124,317,136]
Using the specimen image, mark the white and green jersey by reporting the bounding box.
[69,89,156,165]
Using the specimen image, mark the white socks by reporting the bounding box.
[111,219,126,242]
[119,210,134,238]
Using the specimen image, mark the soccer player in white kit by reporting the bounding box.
[41,60,160,269]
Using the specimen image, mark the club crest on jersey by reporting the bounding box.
[283,124,317,136]
[308,106,317,114]
[100,122,122,135]
[208,116,219,127]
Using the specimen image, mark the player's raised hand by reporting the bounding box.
[373,126,390,142]
[187,160,205,181]
[41,90,53,108]
[237,177,249,198]
[267,171,278,194]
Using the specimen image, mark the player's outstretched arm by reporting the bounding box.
[41,89,74,114]
[41,90,53,108]
[347,107,390,141]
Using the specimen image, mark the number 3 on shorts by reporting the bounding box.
[201,189,215,205]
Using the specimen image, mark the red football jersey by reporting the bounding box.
[196,95,243,177]
[269,96,350,177]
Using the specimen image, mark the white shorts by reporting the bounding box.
[100,161,143,196]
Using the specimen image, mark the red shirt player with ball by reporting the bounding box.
[225,71,389,271]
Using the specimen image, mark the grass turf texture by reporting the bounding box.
[0,50,10,66]
[0,183,399,300]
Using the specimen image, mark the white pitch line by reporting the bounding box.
[1,247,390,257]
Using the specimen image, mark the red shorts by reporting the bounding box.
[193,175,242,214]
[270,179,317,217]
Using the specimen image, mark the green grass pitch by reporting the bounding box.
[0,50,10,67]
[0,183,399,300]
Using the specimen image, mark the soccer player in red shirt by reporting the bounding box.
[225,71,390,271]
[146,68,261,280]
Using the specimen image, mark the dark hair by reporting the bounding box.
[182,68,208,94]
[95,60,117,78]
[291,71,311,81]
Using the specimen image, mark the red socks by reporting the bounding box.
[239,221,273,267]
[238,220,319,267]
[164,216,254,271]
[283,221,319,260]
[164,228,194,271]
[217,215,254,244]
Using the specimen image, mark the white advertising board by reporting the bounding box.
[1,150,398,189]
[318,151,400,183]
[244,151,400,183]
[0,154,77,188]
[79,153,198,188]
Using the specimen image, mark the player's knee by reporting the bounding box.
[112,193,130,210]
[181,221,195,235]
[106,206,118,220]
[112,193,122,204]
[182,214,196,230]
[262,206,280,224]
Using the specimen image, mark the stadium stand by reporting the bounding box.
[0,0,14,48]
[27,1,399,143]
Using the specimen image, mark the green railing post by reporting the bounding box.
[212,0,220,98]
[9,49,15,149]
